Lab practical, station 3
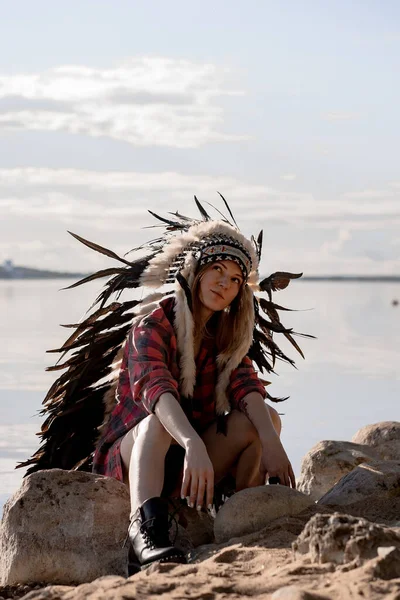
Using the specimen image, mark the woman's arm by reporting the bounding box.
[155,393,214,509]
[239,391,296,488]
[154,392,202,449]
[128,311,214,508]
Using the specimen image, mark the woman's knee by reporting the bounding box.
[136,414,172,446]
[227,409,259,445]
[228,406,281,443]
[268,406,282,435]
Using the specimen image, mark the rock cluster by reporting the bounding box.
[293,512,400,565]
[318,459,400,509]
[351,421,400,461]
[296,440,378,501]
[0,420,399,599]
[297,421,400,521]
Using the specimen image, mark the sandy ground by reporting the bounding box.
[1,506,399,600]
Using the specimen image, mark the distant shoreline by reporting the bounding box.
[1,266,399,282]
[0,266,87,280]
[301,275,400,282]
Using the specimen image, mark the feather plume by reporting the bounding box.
[217,192,238,228]
[194,195,211,221]
[19,196,311,476]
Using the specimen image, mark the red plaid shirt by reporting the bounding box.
[93,296,266,481]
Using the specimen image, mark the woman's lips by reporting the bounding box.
[211,290,224,300]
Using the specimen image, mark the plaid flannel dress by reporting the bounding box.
[92,296,266,482]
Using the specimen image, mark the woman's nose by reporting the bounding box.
[218,275,229,289]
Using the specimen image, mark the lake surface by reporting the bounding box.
[1,278,399,512]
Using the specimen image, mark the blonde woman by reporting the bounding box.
[93,218,296,568]
[22,198,305,572]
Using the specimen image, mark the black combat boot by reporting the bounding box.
[128,496,187,569]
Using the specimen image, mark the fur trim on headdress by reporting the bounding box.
[140,220,259,289]
[140,220,261,407]
[214,285,255,414]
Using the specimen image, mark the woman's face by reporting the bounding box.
[198,260,244,320]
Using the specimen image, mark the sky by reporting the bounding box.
[0,0,399,276]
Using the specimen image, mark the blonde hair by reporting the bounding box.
[191,263,250,359]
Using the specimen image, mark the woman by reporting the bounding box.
[21,197,305,570]
[92,212,298,568]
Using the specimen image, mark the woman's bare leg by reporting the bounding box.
[269,405,282,436]
[236,406,281,488]
[120,414,173,517]
[119,406,282,512]
[201,406,282,491]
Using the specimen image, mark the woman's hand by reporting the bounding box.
[181,439,214,510]
[260,435,296,488]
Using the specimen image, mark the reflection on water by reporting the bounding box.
[0,279,399,511]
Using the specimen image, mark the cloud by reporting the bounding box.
[342,189,394,200]
[0,168,399,274]
[106,88,195,106]
[0,95,71,113]
[280,174,297,181]
[0,58,248,148]
[322,112,361,121]
[320,229,352,255]
[1,168,399,231]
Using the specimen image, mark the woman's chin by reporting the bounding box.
[199,292,228,315]
[204,298,225,312]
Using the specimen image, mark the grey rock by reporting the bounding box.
[0,470,130,585]
[214,485,313,544]
[297,440,378,501]
[318,459,400,507]
[293,512,400,566]
[351,421,400,461]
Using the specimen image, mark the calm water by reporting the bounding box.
[1,279,399,512]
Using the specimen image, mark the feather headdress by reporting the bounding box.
[19,195,311,475]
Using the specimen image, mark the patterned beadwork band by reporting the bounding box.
[197,236,252,279]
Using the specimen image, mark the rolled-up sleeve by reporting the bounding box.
[128,317,180,414]
[228,356,267,412]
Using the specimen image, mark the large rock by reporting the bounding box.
[317,460,400,509]
[351,421,400,461]
[297,440,378,501]
[0,470,130,585]
[293,513,400,566]
[214,485,313,544]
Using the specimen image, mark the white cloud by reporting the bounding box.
[322,111,361,121]
[0,58,248,148]
[342,189,395,200]
[0,168,399,275]
[280,174,297,181]
[320,229,352,255]
[1,169,399,232]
